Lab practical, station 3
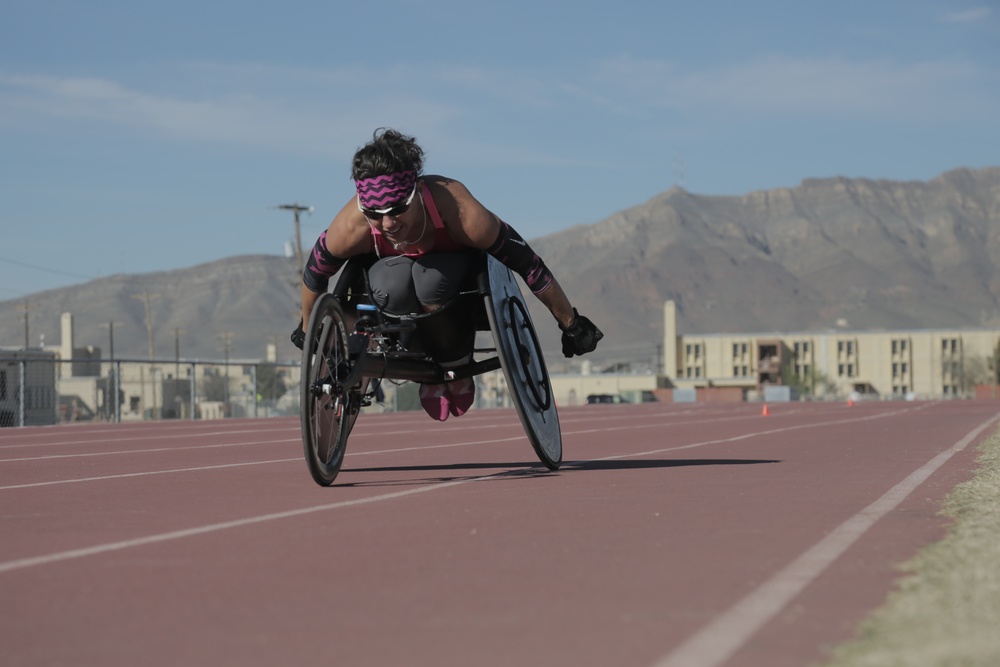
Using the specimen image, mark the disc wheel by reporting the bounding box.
[300,294,360,486]
[484,257,562,469]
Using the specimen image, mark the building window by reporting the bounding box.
[942,338,960,355]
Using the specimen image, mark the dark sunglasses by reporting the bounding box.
[357,185,418,221]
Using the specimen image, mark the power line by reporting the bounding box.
[0,255,96,280]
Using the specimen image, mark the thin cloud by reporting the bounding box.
[0,64,576,167]
[943,7,991,22]
[590,54,993,120]
[0,70,459,156]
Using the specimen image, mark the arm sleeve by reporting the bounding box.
[302,231,347,293]
[485,221,554,295]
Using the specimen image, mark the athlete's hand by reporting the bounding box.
[290,320,305,350]
[560,309,603,357]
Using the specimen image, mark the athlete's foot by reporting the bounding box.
[419,383,450,421]
[446,377,475,417]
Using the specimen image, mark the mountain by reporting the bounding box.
[1,256,302,363]
[529,166,1000,365]
[3,167,999,368]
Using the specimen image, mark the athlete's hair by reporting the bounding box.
[351,128,425,181]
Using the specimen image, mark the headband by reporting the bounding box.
[355,170,417,209]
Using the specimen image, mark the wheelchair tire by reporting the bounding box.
[300,294,360,486]
[484,257,562,470]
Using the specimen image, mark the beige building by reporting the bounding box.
[661,300,1000,400]
[547,300,1000,406]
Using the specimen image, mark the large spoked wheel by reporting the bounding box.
[484,257,562,469]
[300,294,360,486]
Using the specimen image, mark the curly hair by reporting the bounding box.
[351,128,425,181]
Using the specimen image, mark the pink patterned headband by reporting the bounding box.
[355,170,417,209]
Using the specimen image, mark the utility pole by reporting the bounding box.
[22,300,30,349]
[132,291,160,419]
[99,321,123,361]
[273,203,313,276]
[219,332,235,414]
[132,291,159,360]
[174,328,186,379]
[98,320,122,423]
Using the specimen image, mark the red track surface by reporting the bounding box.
[2,400,998,667]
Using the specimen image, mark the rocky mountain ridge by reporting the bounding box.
[2,167,998,368]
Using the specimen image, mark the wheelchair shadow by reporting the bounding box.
[339,458,780,488]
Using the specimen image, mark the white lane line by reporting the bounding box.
[651,411,1000,667]
[0,438,303,463]
[0,459,302,490]
[0,405,926,488]
[0,436,528,490]
[0,474,493,574]
[0,426,298,450]
[0,404,972,575]
[0,403,917,464]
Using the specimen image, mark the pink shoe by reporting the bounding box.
[446,378,475,417]
[419,383,450,421]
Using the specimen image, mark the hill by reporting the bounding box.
[2,167,998,368]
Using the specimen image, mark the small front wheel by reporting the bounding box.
[300,294,359,486]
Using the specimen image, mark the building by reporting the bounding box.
[547,300,1000,406]
[661,300,1000,400]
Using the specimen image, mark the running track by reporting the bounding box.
[2,400,997,667]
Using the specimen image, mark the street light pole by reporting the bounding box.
[274,203,313,276]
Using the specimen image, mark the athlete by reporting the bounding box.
[292,128,602,420]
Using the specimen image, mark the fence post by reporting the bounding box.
[18,359,26,427]
[114,361,121,423]
[189,362,196,420]
[252,365,259,418]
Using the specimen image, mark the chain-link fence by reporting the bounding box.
[0,354,521,428]
[0,355,304,427]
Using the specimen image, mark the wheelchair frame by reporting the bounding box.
[299,252,562,486]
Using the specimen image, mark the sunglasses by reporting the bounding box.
[358,185,418,221]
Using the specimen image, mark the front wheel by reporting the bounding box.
[300,294,360,486]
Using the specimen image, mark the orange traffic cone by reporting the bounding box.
[847,399,854,407]
[761,403,770,416]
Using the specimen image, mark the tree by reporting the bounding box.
[256,365,287,401]
[201,371,227,402]
[783,363,836,399]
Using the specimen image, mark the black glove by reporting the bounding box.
[560,309,603,358]
[290,320,305,350]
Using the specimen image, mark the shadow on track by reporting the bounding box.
[566,458,781,471]
[336,458,780,487]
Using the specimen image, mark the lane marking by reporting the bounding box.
[0,404,919,463]
[0,426,298,450]
[0,474,496,573]
[0,403,949,579]
[651,411,1000,667]
[0,438,303,463]
[0,436,527,490]
[0,459,302,490]
[0,405,927,488]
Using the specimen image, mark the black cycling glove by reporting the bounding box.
[290,320,305,350]
[560,309,603,358]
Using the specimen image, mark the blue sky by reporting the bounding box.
[1,0,997,299]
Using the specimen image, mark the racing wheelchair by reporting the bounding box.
[299,251,561,486]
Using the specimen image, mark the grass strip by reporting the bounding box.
[818,425,1000,667]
